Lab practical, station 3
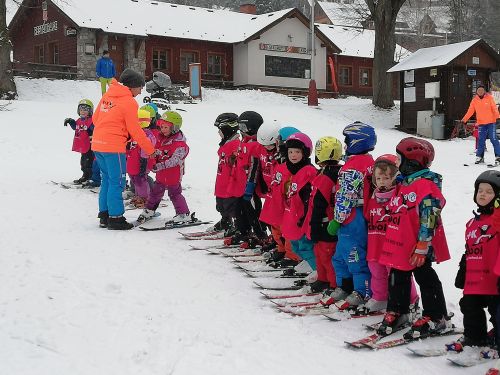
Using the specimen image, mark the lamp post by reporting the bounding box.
[308,0,318,106]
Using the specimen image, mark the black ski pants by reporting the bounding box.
[387,259,447,320]
[80,150,94,179]
[460,294,499,345]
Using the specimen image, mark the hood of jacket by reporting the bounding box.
[403,168,443,190]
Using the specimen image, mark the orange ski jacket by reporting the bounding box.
[462,93,500,126]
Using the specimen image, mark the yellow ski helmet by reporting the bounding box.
[160,111,183,133]
[77,99,94,116]
[315,136,343,164]
[138,109,152,128]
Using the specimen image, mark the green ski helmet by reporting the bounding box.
[160,111,183,133]
[77,99,94,116]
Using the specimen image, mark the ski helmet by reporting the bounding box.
[315,136,343,164]
[214,112,239,138]
[140,103,158,119]
[474,170,500,206]
[257,121,280,146]
[396,137,434,169]
[159,110,182,133]
[286,132,313,158]
[343,121,377,155]
[238,111,263,136]
[278,126,301,142]
[77,99,93,116]
[138,109,152,129]
[374,154,399,168]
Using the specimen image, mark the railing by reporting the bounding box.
[24,62,78,79]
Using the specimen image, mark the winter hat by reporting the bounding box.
[119,68,145,88]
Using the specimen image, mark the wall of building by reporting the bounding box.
[239,17,326,90]
[145,36,233,83]
[233,43,249,86]
[10,0,77,72]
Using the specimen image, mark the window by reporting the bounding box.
[180,51,198,72]
[339,66,352,86]
[152,49,170,71]
[359,67,372,87]
[207,54,223,75]
[48,42,59,64]
[34,44,44,63]
[84,43,95,55]
[265,55,310,79]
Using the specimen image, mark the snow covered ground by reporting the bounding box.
[0,77,492,374]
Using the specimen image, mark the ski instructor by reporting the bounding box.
[92,68,156,230]
[462,84,500,165]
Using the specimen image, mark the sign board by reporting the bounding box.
[404,87,416,103]
[404,70,414,84]
[425,81,440,99]
[430,68,438,77]
[189,63,202,100]
[259,43,308,55]
[467,69,477,76]
[34,21,58,36]
[42,1,48,21]
[66,27,77,37]
[472,56,480,65]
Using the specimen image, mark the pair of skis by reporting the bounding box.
[136,212,212,231]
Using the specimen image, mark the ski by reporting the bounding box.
[140,219,212,231]
[125,202,167,211]
[364,326,462,350]
[259,290,319,299]
[274,303,332,316]
[253,277,306,290]
[132,212,162,227]
[345,333,382,349]
[448,348,498,367]
[235,262,294,273]
[188,243,229,251]
[232,255,265,263]
[219,247,262,257]
[244,270,309,278]
[268,294,322,307]
[322,310,384,322]
[179,230,224,240]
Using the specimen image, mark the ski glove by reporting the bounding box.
[409,241,429,268]
[243,182,256,201]
[64,118,76,127]
[152,162,166,173]
[327,220,341,236]
[454,253,466,290]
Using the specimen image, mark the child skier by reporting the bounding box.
[280,132,317,273]
[126,109,157,208]
[212,113,242,234]
[450,170,500,350]
[137,111,190,223]
[64,99,95,184]
[325,122,375,308]
[302,136,343,292]
[358,154,419,314]
[260,127,302,266]
[377,137,451,339]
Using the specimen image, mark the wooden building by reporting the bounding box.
[388,39,500,138]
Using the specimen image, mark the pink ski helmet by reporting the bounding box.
[286,132,313,158]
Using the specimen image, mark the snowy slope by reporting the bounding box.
[0,77,491,374]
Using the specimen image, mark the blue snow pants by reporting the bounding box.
[477,123,500,158]
[291,235,316,270]
[332,207,371,297]
[95,152,127,216]
[91,159,101,185]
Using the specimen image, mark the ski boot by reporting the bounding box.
[240,235,263,249]
[355,298,387,316]
[308,280,330,293]
[171,213,191,224]
[265,249,285,264]
[403,314,453,340]
[335,291,367,311]
[73,175,87,184]
[107,216,134,230]
[97,211,109,228]
[268,258,299,269]
[260,238,277,253]
[137,209,156,224]
[223,231,246,247]
[445,335,489,353]
[495,157,500,166]
[320,287,349,307]
[475,156,485,164]
[376,311,409,336]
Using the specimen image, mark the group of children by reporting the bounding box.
[66,98,191,227]
[211,112,500,350]
[65,99,500,352]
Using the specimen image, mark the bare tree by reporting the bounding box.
[365,0,407,109]
[0,0,16,100]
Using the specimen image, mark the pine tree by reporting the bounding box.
[0,0,17,100]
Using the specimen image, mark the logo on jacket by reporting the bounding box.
[271,171,282,186]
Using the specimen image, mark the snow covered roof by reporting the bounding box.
[397,4,451,34]
[317,1,370,28]
[388,39,481,72]
[12,0,295,44]
[316,24,411,61]
[6,0,19,25]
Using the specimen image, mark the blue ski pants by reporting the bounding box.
[332,208,371,297]
[91,159,101,185]
[291,235,316,270]
[95,152,127,216]
[477,123,500,158]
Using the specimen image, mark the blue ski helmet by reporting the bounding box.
[278,126,300,142]
[343,121,377,155]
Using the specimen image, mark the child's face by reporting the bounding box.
[79,108,89,118]
[160,123,173,136]
[374,167,395,190]
[476,182,496,207]
[288,148,303,164]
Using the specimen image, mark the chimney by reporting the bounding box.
[239,0,256,14]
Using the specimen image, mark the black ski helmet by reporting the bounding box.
[214,112,239,138]
[238,111,263,136]
[474,170,500,206]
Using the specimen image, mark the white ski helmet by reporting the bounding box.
[257,121,280,146]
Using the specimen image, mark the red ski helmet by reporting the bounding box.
[396,137,434,168]
[374,154,400,168]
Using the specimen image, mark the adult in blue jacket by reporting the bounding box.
[96,50,116,95]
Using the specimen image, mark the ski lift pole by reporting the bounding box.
[308,0,318,106]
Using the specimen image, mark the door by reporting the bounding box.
[107,36,125,77]
[450,71,469,122]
